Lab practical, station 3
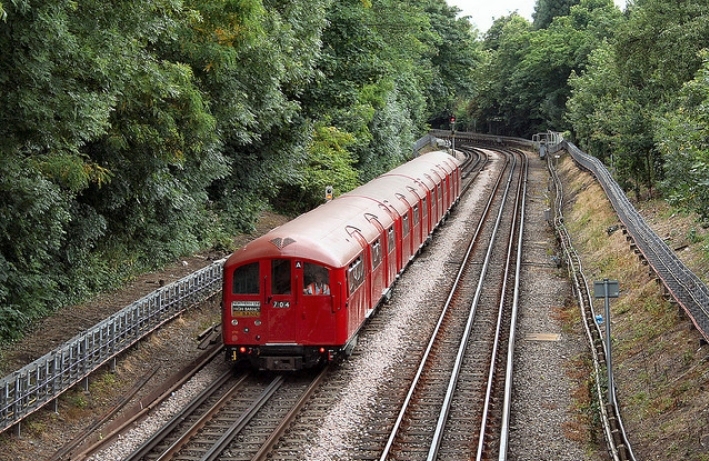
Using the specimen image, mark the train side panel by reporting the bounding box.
[222,150,461,370]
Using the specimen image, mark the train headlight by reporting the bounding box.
[231,319,239,326]
[254,320,261,326]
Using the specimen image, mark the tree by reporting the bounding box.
[569,0,709,195]
[422,0,481,127]
[0,0,226,340]
[656,51,709,220]
[472,0,621,138]
[170,0,331,227]
[471,14,534,136]
[274,124,359,213]
[533,0,580,29]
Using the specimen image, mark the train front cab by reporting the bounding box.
[224,258,346,370]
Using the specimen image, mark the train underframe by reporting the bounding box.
[225,336,358,371]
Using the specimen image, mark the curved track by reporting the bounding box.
[61,146,538,461]
[377,148,528,460]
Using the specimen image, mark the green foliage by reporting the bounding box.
[566,0,709,197]
[533,0,580,29]
[472,14,535,135]
[0,0,480,344]
[301,0,479,178]
[473,0,620,137]
[0,156,70,338]
[656,51,709,220]
[423,0,482,125]
[275,124,359,213]
[566,42,621,160]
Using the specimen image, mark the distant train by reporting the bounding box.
[222,150,462,370]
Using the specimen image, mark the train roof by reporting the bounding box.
[223,150,459,270]
[224,194,391,269]
[384,150,459,182]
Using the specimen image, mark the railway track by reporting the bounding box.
[122,367,327,461]
[248,147,509,461]
[60,146,549,461]
[376,149,527,460]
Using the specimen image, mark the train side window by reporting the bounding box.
[403,213,410,235]
[303,263,330,295]
[371,239,382,269]
[387,227,395,253]
[413,204,420,224]
[233,262,260,294]
[348,256,364,294]
[271,259,291,294]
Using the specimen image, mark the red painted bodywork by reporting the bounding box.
[222,150,461,370]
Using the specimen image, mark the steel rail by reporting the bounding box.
[123,370,247,461]
[201,376,285,461]
[250,365,329,461]
[497,150,529,460]
[68,342,224,461]
[429,151,517,460]
[378,151,512,461]
[471,150,525,461]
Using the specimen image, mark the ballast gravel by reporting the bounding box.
[295,152,602,460]
[86,359,225,461]
[2,152,603,461]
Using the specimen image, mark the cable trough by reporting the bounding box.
[547,140,636,461]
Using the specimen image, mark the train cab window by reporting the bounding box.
[403,213,410,235]
[303,263,330,295]
[387,227,395,253]
[371,239,382,269]
[413,204,420,224]
[348,256,364,294]
[233,262,260,294]
[271,259,291,294]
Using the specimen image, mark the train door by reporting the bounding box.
[365,213,387,306]
[376,204,398,283]
[346,227,371,336]
[395,194,413,264]
[412,202,422,251]
[387,226,397,281]
[299,262,336,344]
[426,174,439,224]
[265,258,297,343]
[421,195,430,238]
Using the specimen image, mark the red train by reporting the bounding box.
[221,150,462,370]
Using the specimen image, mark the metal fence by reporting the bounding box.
[0,259,225,434]
[562,141,709,341]
[413,134,434,154]
[459,130,709,341]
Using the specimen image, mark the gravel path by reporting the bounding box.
[509,154,601,460]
